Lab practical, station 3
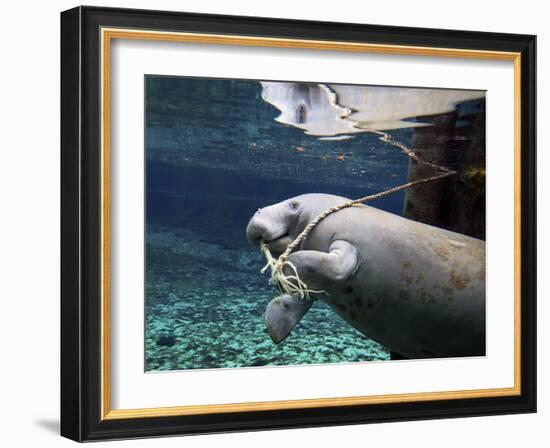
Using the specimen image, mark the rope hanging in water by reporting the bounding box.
[260,242,327,299]
[260,130,457,300]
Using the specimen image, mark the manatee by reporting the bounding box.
[246,193,486,359]
[265,294,313,343]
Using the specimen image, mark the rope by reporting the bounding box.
[260,242,327,299]
[260,129,457,299]
[369,130,454,174]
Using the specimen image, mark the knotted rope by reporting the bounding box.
[260,130,457,299]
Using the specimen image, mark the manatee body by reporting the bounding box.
[246,193,486,359]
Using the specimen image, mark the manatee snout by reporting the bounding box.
[246,207,289,244]
[245,218,267,245]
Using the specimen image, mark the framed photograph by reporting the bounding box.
[60,6,536,441]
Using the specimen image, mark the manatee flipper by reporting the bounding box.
[265,294,313,343]
[283,240,359,289]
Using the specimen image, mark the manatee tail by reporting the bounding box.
[265,294,313,343]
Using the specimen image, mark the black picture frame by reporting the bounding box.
[61,5,536,442]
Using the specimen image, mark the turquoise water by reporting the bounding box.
[144,76,483,371]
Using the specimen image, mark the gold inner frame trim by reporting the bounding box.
[100,27,522,421]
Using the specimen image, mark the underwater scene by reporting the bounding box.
[145,76,486,371]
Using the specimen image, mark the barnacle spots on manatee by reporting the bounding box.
[415,272,425,284]
[354,297,364,308]
[401,260,414,286]
[387,239,400,250]
[342,286,354,294]
[434,245,449,261]
[367,300,374,309]
[450,270,470,289]
[442,286,454,302]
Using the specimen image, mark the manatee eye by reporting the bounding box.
[295,104,307,124]
[288,200,300,212]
